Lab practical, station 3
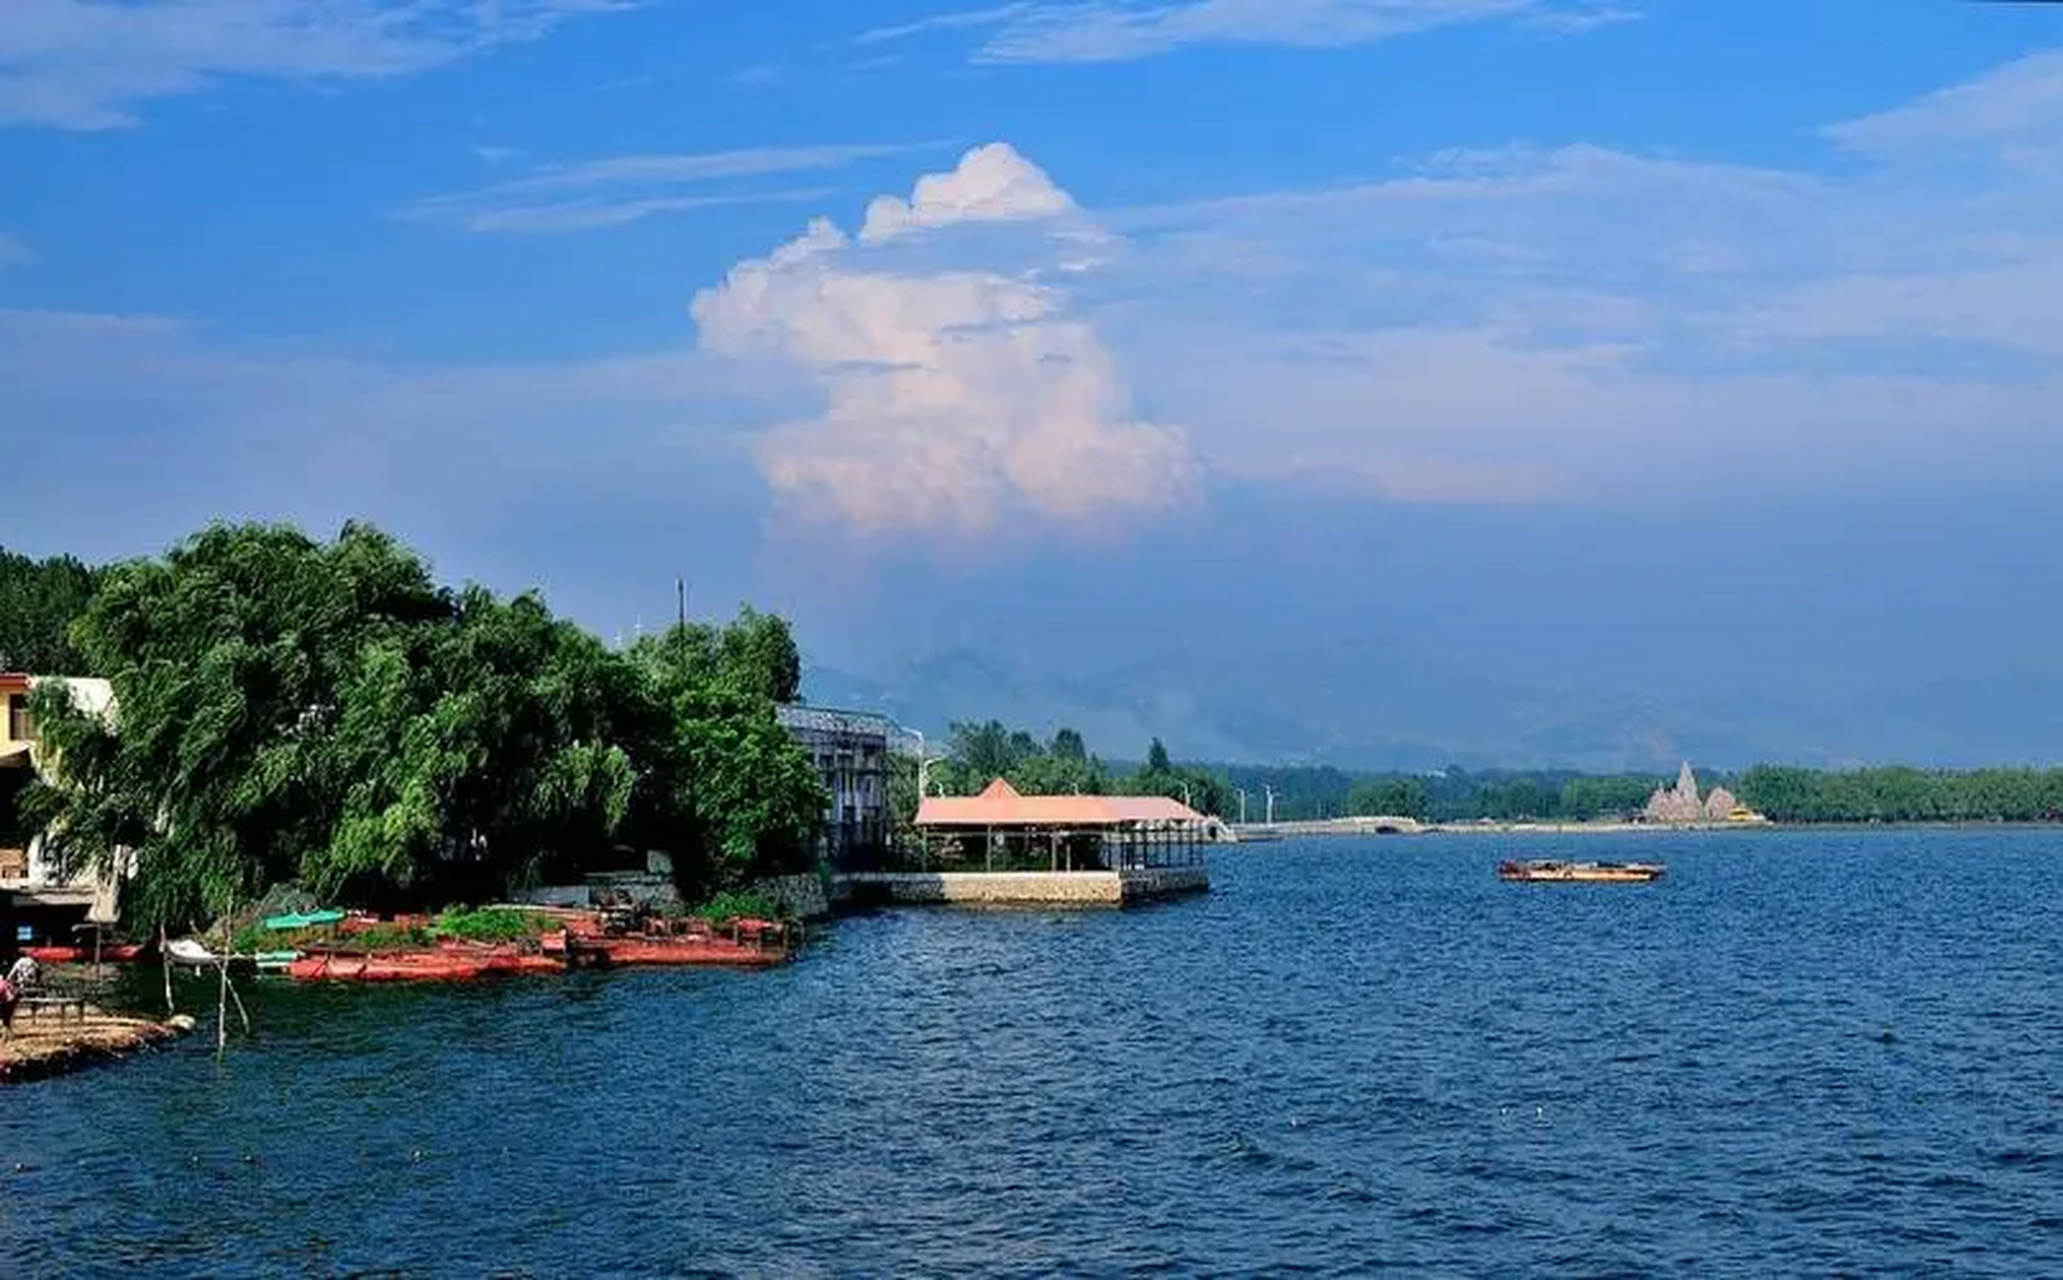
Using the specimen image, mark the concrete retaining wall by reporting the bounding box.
[1118,865,1210,903]
[837,867,1207,908]
[754,872,834,921]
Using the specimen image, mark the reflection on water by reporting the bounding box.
[5,828,2061,1276]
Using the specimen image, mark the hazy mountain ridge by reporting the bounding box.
[802,641,2063,772]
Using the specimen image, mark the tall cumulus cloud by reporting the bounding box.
[690,143,1196,535]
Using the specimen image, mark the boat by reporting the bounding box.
[166,938,301,971]
[20,942,152,963]
[262,908,348,931]
[286,938,564,982]
[288,950,494,982]
[575,916,796,969]
[22,924,153,963]
[1497,859,1666,883]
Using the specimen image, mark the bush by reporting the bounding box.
[693,890,782,923]
[433,906,551,942]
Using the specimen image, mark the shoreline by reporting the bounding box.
[1,1011,195,1085]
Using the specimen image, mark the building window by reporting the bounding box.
[6,696,32,744]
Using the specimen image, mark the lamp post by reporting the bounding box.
[1264,784,1277,825]
[907,726,929,799]
[1236,788,1248,824]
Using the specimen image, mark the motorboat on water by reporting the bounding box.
[1497,859,1666,883]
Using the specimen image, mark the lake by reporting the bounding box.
[5,828,2061,1276]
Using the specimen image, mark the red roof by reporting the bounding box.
[0,673,29,695]
[916,777,1208,828]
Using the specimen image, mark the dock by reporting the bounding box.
[838,865,1208,908]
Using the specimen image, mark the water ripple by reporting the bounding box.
[5,827,2063,1275]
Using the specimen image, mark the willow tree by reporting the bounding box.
[27,522,448,934]
[24,523,641,928]
[627,614,825,898]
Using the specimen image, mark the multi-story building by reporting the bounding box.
[775,703,905,871]
[2,673,125,950]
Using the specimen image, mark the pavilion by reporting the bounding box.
[916,778,1218,871]
[841,778,1219,907]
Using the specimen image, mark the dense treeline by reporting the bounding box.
[911,735,2063,827]
[22,522,827,938]
[1734,765,2063,823]
[0,547,102,674]
[1221,765,1667,823]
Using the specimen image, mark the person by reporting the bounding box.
[0,974,15,1038]
[6,953,38,992]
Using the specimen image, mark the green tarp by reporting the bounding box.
[262,909,346,930]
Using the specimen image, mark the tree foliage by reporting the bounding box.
[0,547,101,673]
[924,721,1234,816]
[22,521,825,934]
[1346,776,1430,820]
[1734,764,2063,823]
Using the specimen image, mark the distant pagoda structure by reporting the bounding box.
[1643,761,1741,825]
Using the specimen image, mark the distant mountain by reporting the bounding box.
[801,640,2063,772]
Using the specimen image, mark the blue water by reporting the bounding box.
[5,828,2062,1276]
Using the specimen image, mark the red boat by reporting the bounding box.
[577,916,795,969]
[288,936,569,982]
[20,942,151,964]
[21,924,154,964]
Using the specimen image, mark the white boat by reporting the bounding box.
[167,937,301,971]
[167,937,219,966]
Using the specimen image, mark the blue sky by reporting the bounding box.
[5,0,2063,726]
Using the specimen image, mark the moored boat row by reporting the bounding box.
[283,911,798,983]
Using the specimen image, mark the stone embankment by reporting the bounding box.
[1,1010,195,1085]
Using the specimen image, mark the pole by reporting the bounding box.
[1237,789,1247,824]
[676,576,687,629]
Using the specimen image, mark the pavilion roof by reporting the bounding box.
[915,777,1208,828]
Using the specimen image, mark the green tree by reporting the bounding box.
[24,520,828,933]
[1347,776,1430,820]
[1558,774,1661,821]
[0,548,102,674]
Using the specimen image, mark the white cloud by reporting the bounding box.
[1523,4,1640,35]
[691,143,1196,534]
[1826,49,2063,162]
[0,304,779,561]
[861,0,1622,63]
[402,141,944,234]
[854,3,1036,45]
[1087,58,2063,498]
[678,53,2063,523]
[0,0,635,129]
[858,141,1082,241]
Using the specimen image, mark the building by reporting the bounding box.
[2,673,126,951]
[1642,760,1766,825]
[835,777,1220,906]
[775,703,897,871]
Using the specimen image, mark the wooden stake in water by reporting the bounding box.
[159,924,177,1016]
